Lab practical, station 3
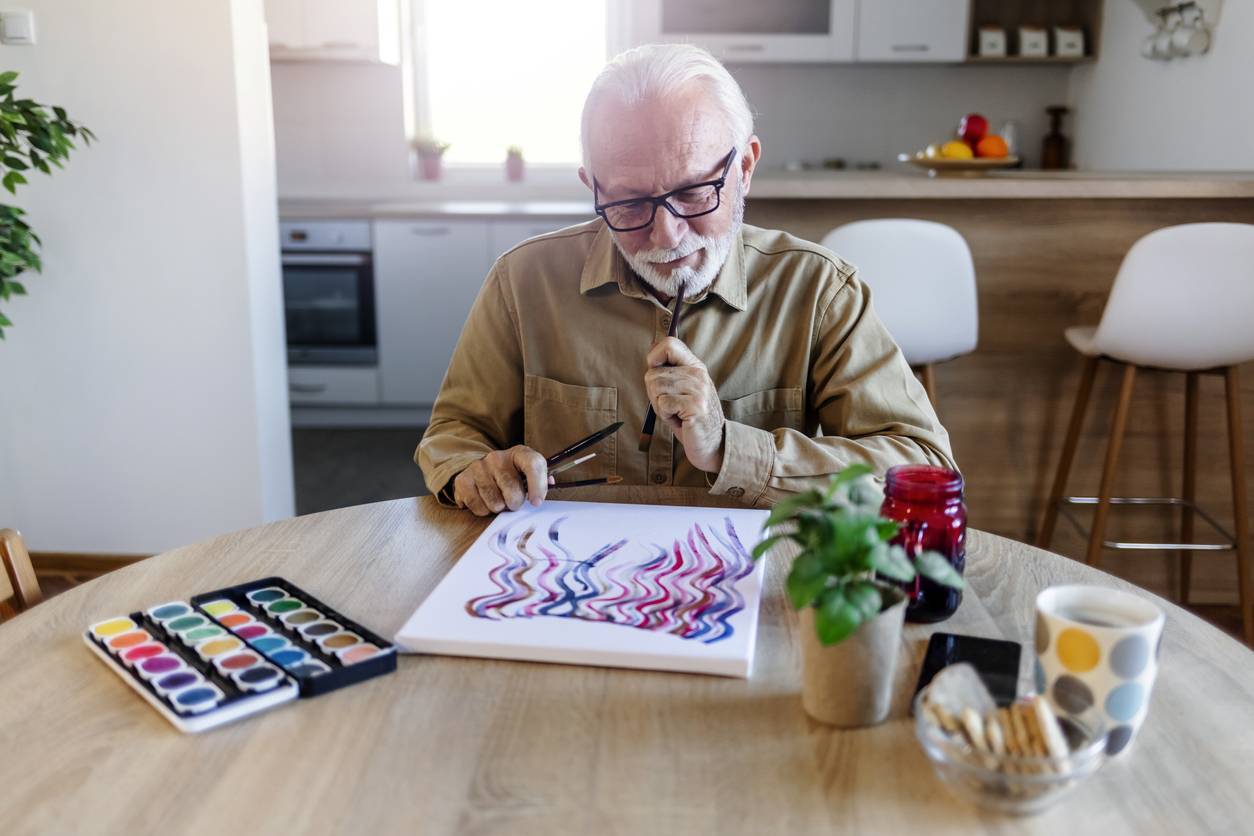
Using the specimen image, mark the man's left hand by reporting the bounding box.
[644,337,725,473]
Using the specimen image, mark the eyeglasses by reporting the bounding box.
[593,147,738,232]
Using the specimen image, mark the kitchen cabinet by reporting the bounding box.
[489,219,575,261]
[636,0,857,63]
[264,0,400,65]
[288,366,380,406]
[855,0,970,62]
[373,220,493,406]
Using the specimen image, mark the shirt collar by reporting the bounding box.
[579,221,748,312]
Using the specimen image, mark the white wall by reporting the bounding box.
[0,0,294,554]
[271,59,1071,196]
[1069,0,1254,171]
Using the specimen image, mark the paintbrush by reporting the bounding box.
[551,475,623,489]
[638,282,687,452]
[547,452,596,477]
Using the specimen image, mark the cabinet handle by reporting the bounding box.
[410,226,451,236]
[891,44,931,53]
[290,383,328,394]
[725,43,766,53]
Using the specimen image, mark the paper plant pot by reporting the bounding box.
[799,590,907,727]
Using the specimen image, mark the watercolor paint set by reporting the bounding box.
[83,576,397,733]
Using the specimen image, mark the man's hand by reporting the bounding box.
[644,337,725,473]
[453,445,553,516]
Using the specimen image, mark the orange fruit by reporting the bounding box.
[976,135,1009,158]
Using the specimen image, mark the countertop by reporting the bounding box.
[278,170,1254,219]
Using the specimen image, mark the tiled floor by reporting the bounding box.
[291,427,430,515]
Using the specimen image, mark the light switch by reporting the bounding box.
[1,10,36,45]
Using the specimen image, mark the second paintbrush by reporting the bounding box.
[638,282,687,452]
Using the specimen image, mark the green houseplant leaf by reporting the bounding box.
[0,72,94,339]
[753,465,964,648]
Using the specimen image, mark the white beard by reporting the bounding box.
[615,185,745,300]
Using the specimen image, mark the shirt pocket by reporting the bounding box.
[524,374,618,480]
[721,387,805,433]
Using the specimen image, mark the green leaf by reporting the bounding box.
[845,580,883,620]
[0,71,18,86]
[1,171,21,194]
[914,551,965,590]
[873,518,900,542]
[0,311,12,326]
[2,156,26,171]
[786,552,828,610]
[764,489,824,528]
[871,543,916,582]
[814,586,864,646]
[750,532,790,561]
[8,280,23,294]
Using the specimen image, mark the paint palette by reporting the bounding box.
[83,577,397,732]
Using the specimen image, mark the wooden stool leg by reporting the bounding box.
[1087,363,1137,567]
[1224,366,1252,645]
[1180,372,1199,604]
[921,364,939,411]
[1038,356,1100,549]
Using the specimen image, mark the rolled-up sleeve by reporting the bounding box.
[709,270,956,507]
[416,263,524,504]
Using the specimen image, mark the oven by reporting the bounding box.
[280,220,377,366]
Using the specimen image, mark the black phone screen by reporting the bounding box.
[914,632,1022,707]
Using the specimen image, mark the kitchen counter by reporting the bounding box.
[278,171,1254,219]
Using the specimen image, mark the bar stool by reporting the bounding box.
[821,219,978,409]
[1037,223,1254,644]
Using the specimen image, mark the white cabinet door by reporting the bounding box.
[288,366,380,406]
[639,0,856,63]
[263,0,305,49]
[305,0,379,53]
[374,220,492,406]
[488,219,573,262]
[266,0,399,64]
[856,0,970,62]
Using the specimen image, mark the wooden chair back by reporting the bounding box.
[0,528,43,620]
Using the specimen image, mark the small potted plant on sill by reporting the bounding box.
[505,145,524,182]
[412,135,450,181]
[752,464,964,727]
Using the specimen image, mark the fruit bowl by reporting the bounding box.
[898,151,1021,177]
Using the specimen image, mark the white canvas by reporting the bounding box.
[395,500,770,678]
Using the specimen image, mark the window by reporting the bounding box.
[412,1,609,166]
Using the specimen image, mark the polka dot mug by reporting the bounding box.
[1034,585,1165,757]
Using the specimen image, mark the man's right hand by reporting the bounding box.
[452,446,552,516]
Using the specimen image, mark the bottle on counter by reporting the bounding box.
[998,120,1024,169]
[1041,105,1072,170]
[880,464,967,623]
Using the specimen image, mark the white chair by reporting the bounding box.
[821,219,978,409]
[1037,222,1254,644]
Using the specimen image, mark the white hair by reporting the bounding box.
[580,43,754,174]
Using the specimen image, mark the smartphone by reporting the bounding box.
[914,632,1022,707]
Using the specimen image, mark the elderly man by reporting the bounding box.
[417,43,954,516]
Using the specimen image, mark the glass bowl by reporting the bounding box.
[913,693,1108,816]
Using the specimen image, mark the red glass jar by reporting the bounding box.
[879,464,967,623]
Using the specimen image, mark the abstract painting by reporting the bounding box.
[395,501,769,677]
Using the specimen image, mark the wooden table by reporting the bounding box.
[3,487,1252,834]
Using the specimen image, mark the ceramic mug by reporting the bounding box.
[1034,585,1165,757]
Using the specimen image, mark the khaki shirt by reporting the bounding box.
[416,219,955,508]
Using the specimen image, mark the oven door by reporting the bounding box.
[282,252,377,366]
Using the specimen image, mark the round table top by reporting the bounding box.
[3,486,1252,834]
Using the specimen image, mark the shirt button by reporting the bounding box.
[727,486,745,497]
[651,473,667,484]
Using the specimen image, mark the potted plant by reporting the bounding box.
[411,135,450,181]
[752,464,964,727]
[0,71,95,339]
[505,145,524,182]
